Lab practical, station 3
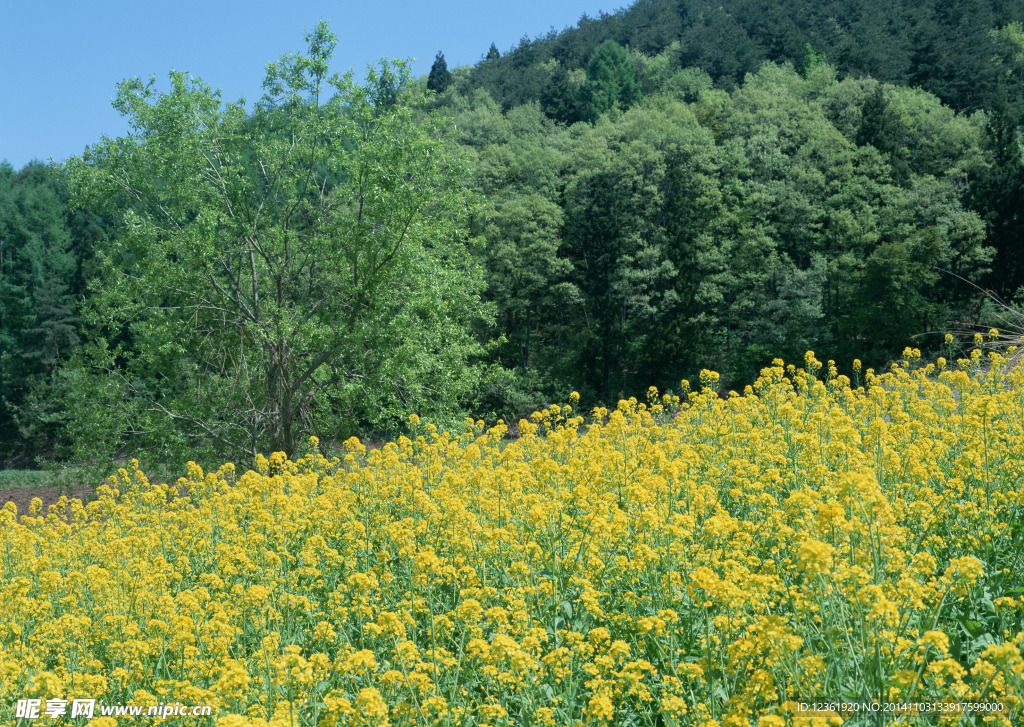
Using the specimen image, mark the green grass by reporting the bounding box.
[0,466,101,496]
[0,469,50,489]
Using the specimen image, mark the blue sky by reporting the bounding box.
[1,0,615,169]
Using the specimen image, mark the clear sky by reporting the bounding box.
[1,0,616,170]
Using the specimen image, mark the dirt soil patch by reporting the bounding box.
[1,484,101,520]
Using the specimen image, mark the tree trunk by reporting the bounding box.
[268,340,295,456]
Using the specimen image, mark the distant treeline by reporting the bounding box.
[1,2,1023,466]
[465,0,1024,114]
[444,62,1013,407]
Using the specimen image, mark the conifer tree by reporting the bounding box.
[427,51,452,94]
[971,92,1024,291]
[581,39,640,120]
[0,162,88,458]
[541,64,586,124]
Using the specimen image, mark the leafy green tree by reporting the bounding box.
[856,85,911,184]
[800,43,828,77]
[746,253,827,364]
[427,50,452,94]
[992,22,1024,101]
[485,43,501,62]
[446,41,997,399]
[563,104,705,394]
[62,22,489,464]
[581,39,641,120]
[482,193,575,371]
[850,231,945,352]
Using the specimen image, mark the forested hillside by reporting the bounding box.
[2,3,1023,467]
[0,163,109,464]
[466,0,1024,113]
[442,64,994,406]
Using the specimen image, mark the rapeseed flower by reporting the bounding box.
[1,351,1022,724]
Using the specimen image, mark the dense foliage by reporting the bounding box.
[2,8,1024,725]
[467,0,1024,114]
[449,63,994,406]
[1,350,1022,724]
[55,24,490,466]
[1,4,1023,465]
[0,162,109,462]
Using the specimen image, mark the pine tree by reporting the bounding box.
[485,43,500,62]
[541,64,586,124]
[427,51,452,94]
[371,60,400,110]
[971,91,1024,292]
[581,40,641,120]
[0,162,86,458]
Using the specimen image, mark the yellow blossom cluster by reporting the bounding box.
[1,352,1023,725]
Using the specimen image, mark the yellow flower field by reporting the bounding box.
[2,350,1023,726]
